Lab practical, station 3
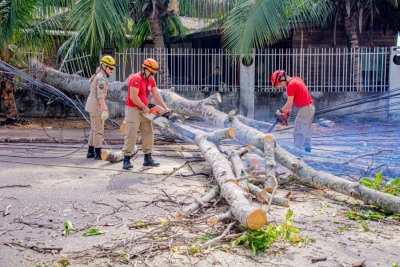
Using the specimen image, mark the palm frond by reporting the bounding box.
[131,17,152,47]
[0,0,36,50]
[222,0,291,58]
[68,0,130,57]
[162,12,190,43]
[56,33,82,63]
[19,11,71,53]
[167,12,190,36]
[222,0,336,59]
[179,0,236,19]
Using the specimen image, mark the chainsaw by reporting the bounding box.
[140,104,172,128]
[267,108,291,133]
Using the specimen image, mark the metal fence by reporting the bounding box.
[115,48,240,91]
[255,47,389,92]
[17,49,44,74]
[62,47,389,93]
[59,53,92,78]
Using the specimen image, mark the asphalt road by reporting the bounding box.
[1,126,400,266]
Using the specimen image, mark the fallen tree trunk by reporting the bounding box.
[34,64,400,215]
[194,128,267,230]
[264,134,278,193]
[101,147,138,163]
[223,118,400,213]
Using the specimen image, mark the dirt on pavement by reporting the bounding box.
[0,119,399,267]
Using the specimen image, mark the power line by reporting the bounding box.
[0,59,120,128]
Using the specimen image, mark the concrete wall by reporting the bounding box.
[175,90,389,122]
[0,89,389,122]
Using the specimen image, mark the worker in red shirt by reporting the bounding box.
[271,70,315,152]
[122,58,170,170]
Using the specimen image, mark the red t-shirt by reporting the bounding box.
[126,72,157,109]
[286,77,314,107]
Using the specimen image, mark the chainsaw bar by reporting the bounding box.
[140,111,171,128]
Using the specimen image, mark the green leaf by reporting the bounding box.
[188,244,201,254]
[374,170,383,189]
[200,234,214,241]
[121,253,130,260]
[131,220,149,229]
[232,209,305,255]
[367,210,385,219]
[360,178,374,188]
[361,222,370,232]
[82,228,104,237]
[57,259,70,266]
[392,214,400,220]
[286,209,293,221]
[63,221,74,236]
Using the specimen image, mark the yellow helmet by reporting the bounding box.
[101,55,119,69]
[142,58,158,74]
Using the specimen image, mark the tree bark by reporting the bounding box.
[176,186,220,218]
[0,77,19,120]
[229,145,254,193]
[101,147,138,163]
[32,64,400,215]
[264,134,277,193]
[342,0,362,91]
[194,128,267,230]
[147,1,171,88]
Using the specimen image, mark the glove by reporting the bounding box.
[275,109,283,116]
[101,111,109,121]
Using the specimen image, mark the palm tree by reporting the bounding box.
[0,0,235,119]
[326,0,400,90]
[0,0,70,123]
[221,0,400,89]
[57,0,233,87]
[221,0,334,62]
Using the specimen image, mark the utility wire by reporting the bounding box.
[0,59,120,128]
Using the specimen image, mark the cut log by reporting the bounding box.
[229,145,254,180]
[176,186,220,218]
[101,147,138,163]
[229,146,254,193]
[195,128,267,230]
[263,134,278,193]
[232,125,400,214]
[208,210,233,226]
[157,91,400,214]
[33,64,400,215]
[246,183,290,207]
[235,113,272,130]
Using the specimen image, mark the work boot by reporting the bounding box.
[123,156,133,170]
[86,146,95,158]
[94,147,102,160]
[143,153,160,167]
